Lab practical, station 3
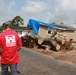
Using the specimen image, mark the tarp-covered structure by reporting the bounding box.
[27,19,56,34]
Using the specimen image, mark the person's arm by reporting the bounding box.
[16,34,22,51]
[17,46,22,51]
[0,47,2,55]
[0,35,2,55]
[0,52,1,55]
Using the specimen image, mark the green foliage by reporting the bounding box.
[0,16,24,32]
[11,16,24,27]
[0,25,4,32]
[60,22,64,24]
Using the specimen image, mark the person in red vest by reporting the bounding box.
[0,22,22,75]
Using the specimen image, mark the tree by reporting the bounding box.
[60,22,64,24]
[0,16,24,32]
[0,25,4,31]
[11,16,24,27]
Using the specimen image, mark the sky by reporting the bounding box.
[0,0,76,27]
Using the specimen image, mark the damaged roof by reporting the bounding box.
[53,24,76,30]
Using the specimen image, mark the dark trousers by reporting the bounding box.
[1,63,18,75]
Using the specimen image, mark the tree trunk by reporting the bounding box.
[49,39,61,51]
[55,37,66,45]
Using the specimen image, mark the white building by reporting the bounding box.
[12,26,27,37]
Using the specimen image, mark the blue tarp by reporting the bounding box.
[27,19,56,34]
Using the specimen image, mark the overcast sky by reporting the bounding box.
[0,0,76,27]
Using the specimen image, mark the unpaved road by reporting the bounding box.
[29,47,76,65]
[19,47,76,75]
[0,47,76,75]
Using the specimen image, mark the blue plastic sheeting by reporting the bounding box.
[27,19,56,34]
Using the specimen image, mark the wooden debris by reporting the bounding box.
[43,45,50,53]
[50,39,61,51]
[38,39,43,45]
[62,38,73,50]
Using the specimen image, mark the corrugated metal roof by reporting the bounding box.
[40,23,76,31]
[51,24,76,30]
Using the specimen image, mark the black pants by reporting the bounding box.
[1,63,18,75]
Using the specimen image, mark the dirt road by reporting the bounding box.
[0,47,76,75]
[25,47,76,65]
[19,47,76,75]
